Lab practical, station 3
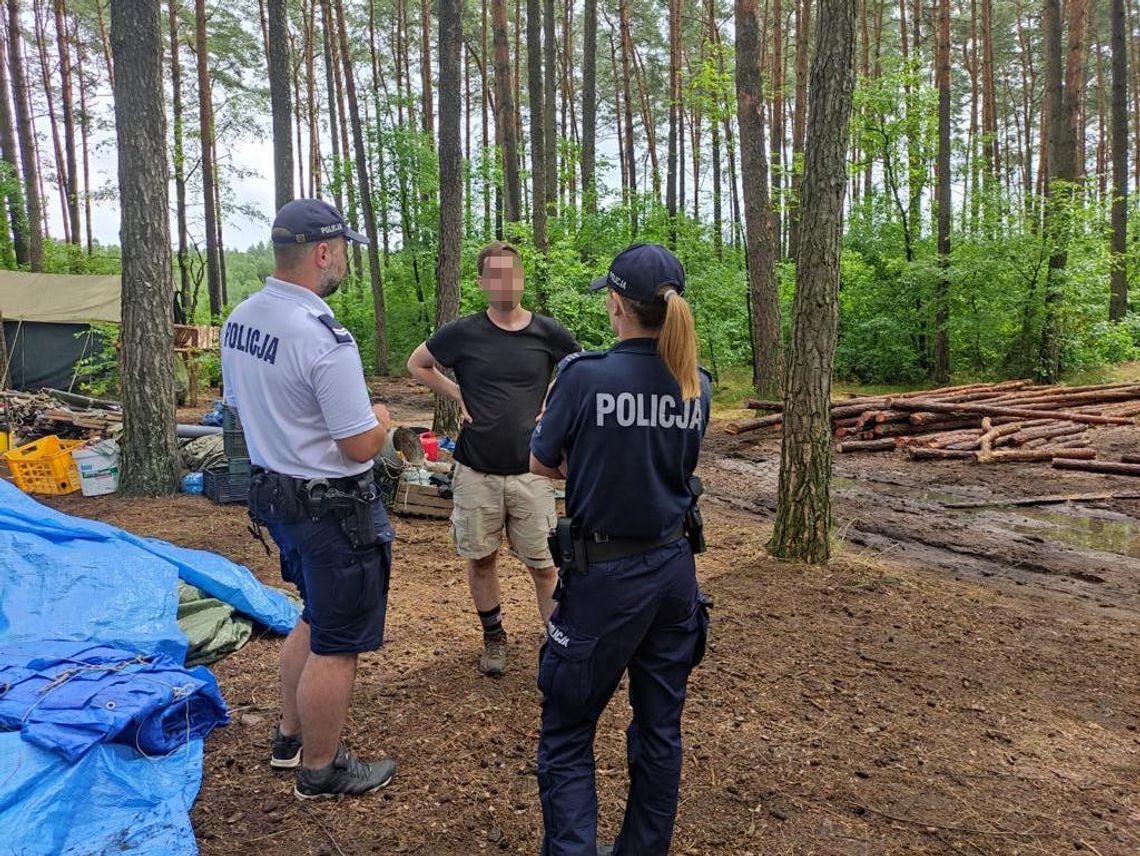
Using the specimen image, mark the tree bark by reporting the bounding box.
[195,0,222,316]
[526,0,547,249]
[0,19,29,266]
[1108,0,1128,318]
[666,0,680,232]
[933,0,951,384]
[436,0,463,433]
[52,0,80,245]
[73,12,92,254]
[772,0,785,257]
[421,0,434,138]
[492,0,521,226]
[334,0,388,372]
[111,0,178,496]
[320,0,343,209]
[580,0,597,213]
[768,0,856,563]
[169,0,191,319]
[788,0,812,260]
[7,0,43,269]
[268,0,294,208]
[542,0,556,213]
[33,0,70,244]
[618,0,637,235]
[737,0,784,399]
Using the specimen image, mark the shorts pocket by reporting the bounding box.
[536,622,598,716]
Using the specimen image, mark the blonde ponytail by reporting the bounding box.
[657,290,701,399]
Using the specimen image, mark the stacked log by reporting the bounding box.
[725,380,1140,466]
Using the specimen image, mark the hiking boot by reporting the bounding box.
[294,745,397,800]
[270,723,303,770]
[479,631,508,677]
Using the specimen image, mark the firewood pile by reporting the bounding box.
[1,390,122,443]
[727,380,1140,471]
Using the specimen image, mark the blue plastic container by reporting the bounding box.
[181,472,204,495]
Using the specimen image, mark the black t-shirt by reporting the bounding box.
[427,311,579,474]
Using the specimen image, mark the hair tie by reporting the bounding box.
[662,289,678,302]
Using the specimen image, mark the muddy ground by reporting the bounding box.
[43,378,1140,855]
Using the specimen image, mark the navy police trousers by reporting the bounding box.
[537,538,709,856]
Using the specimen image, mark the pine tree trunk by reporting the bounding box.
[527,0,547,249]
[772,0,784,257]
[982,0,998,191]
[320,0,343,209]
[436,0,463,433]
[289,28,305,194]
[1039,0,1068,382]
[169,0,191,319]
[618,0,637,235]
[94,0,113,88]
[630,41,660,204]
[1108,0,1128,318]
[666,0,680,232]
[492,0,521,225]
[542,0,556,213]
[34,0,71,244]
[737,0,784,399]
[305,0,319,196]
[769,0,856,563]
[482,0,492,236]
[580,0,596,213]
[268,0,294,207]
[421,0,434,138]
[195,0,222,316]
[111,0,178,496]
[73,12,92,254]
[334,0,388,372]
[53,0,80,245]
[933,0,951,384]
[0,23,29,267]
[1063,0,1090,182]
[7,0,43,269]
[788,0,812,260]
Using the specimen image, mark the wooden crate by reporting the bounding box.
[391,481,453,519]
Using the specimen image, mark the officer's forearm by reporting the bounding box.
[529,452,565,480]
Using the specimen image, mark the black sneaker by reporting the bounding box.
[294,745,397,800]
[270,724,303,770]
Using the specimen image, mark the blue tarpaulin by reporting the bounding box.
[0,479,299,855]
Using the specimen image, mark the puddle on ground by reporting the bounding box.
[833,475,1140,559]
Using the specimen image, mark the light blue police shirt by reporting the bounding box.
[220,277,377,480]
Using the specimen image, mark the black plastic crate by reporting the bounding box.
[226,456,251,475]
[374,457,404,511]
[222,406,248,459]
[204,466,250,504]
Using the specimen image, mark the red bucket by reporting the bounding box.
[419,431,439,461]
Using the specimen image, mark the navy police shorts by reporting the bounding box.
[266,503,394,655]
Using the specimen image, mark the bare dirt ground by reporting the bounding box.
[44,378,1140,855]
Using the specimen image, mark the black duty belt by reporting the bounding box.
[581,525,685,564]
[251,466,375,495]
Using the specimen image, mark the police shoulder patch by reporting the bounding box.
[556,349,605,374]
[315,313,354,344]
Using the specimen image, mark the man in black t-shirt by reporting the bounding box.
[407,241,579,676]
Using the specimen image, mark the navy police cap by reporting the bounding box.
[589,243,685,302]
[270,198,369,246]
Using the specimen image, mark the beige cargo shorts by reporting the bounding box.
[450,462,557,568]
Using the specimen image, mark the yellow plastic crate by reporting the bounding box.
[3,435,82,495]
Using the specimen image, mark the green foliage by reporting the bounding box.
[72,323,119,398]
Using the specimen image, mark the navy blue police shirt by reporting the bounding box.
[531,338,712,541]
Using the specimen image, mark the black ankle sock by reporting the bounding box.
[477,604,504,640]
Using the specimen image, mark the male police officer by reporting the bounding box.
[221,199,397,800]
[407,241,578,677]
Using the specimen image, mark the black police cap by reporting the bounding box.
[589,243,686,302]
[270,198,369,246]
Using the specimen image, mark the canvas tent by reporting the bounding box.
[0,270,121,391]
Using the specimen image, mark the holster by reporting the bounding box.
[684,475,707,555]
[547,517,585,601]
[248,469,381,549]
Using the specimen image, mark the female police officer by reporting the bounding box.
[529,243,712,856]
